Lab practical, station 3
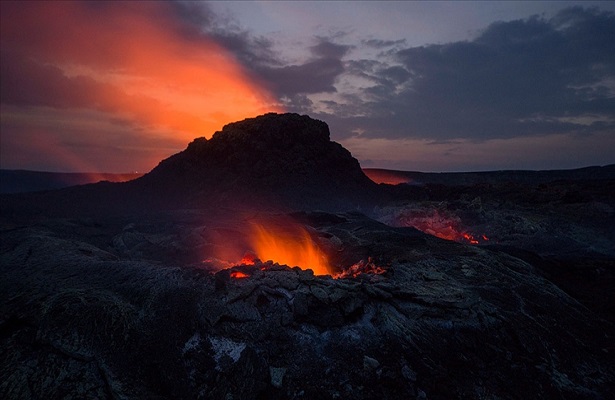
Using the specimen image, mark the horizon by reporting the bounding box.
[3,159,614,176]
[1,1,614,173]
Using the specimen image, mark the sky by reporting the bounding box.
[1,1,614,173]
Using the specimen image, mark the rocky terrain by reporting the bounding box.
[364,165,615,186]
[1,113,614,399]
[375,178,615,323]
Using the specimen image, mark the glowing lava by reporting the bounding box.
[333,258,387,279]
[239,251,257,265]
[247,223,331,276]
[387,208,489,245]
[207,218,387,279]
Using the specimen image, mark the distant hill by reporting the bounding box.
[0,170,144,194]
[6,163,614,195]
[363,165,615,186]
[4,163,614,196]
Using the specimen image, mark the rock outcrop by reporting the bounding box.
[1,113,379,219]
[139,112,378,210]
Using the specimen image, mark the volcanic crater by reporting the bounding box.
[1,113,614,400]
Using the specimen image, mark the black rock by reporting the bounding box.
[140,113,379,211]
[1,211,613,399]
[1,113,379,219]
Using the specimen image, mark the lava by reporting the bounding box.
[333,258,387,279]
[240,252,257,266]
[230,271,249,279]
[210,219,388,279]
[245,222,331,276]
[386,208,489,245]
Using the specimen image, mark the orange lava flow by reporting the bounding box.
[247,223,331,276]
[393,209,489,245]
[333,258,387,279]
[230,271,249,279]
[240,252,257,266]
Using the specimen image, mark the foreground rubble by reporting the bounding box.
[1,212,613,399]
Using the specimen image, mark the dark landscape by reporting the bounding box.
[1,113,614,399]
[0,170,144,195]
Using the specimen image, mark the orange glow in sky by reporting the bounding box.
[0,1,282,172]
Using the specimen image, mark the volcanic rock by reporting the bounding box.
[1,113,379,219]
[1,211,613,399]
[1,113,614,400]
[140,112,378,210]
[375,178,615,322]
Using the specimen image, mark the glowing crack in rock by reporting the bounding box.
[245,222,331,276]
[380,207,489,245]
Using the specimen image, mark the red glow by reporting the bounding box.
[246,222,331,276]
[363,169,412,185]
[240,252,257,265]
[390,209,489,245]
[230,271,249,279]
[333,258,386,279]
[462,233,479,244]
[1,2,282,172]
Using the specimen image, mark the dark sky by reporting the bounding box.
[1,1,614,172]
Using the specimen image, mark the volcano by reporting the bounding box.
[2,113,379,219]
[1,113,614,399]
[140,113,379,210]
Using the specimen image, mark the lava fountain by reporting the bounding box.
[204,217,386,279]
[244,222,331,276]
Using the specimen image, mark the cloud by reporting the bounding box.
[310,40,352,59]
[257,57,345,96]
[206,6,611,146]
[0,1,281,172]
[361,39,407,49]
[321,6,615,141]
[340,130,615,172]
[174,2,351,100]
[3,1,613,172]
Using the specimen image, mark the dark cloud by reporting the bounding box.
[250,38,349,97]
[169,0,214,30]
[0,48,123,110]
[170,1,283,70]
[175,1,350,98]
[310,40,352,59]
[256,55,344,96]
[315,7,615,141]
[208,25,282,68]
[362,38,407,48]
[381,66,411,85]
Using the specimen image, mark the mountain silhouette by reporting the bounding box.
[2,113,379,218]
